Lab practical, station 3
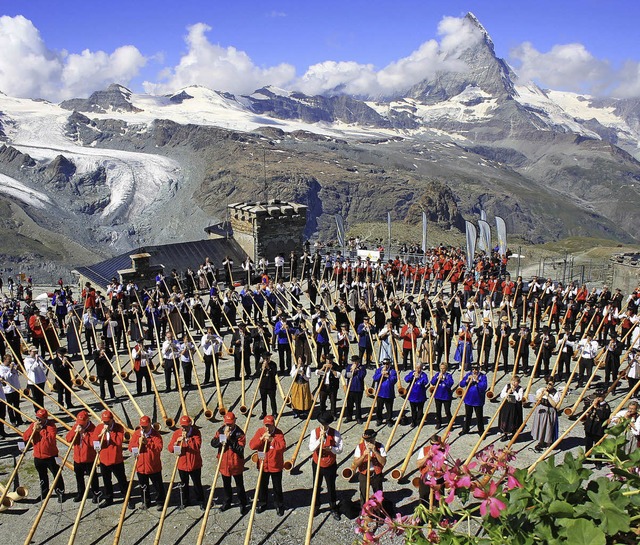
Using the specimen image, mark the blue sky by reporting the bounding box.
[1,0,638,100]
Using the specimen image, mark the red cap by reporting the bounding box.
[179,415,192,427]
[223,412,236,424]
[36,409,48,419]
[263,415,275,425]
[76,410,89,424]
[101,410,113,422]
[139,416,151,427]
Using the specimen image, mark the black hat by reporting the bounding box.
[594,388,606,397]
[319,310,327,318]
[318,411,334,425]
[362,429,377,440]
[542,325,549,332]
[351,355,361,362]
[325,353,335,360]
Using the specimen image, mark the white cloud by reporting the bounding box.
[0,15,146,101]
[143,23,296,96]
[510,42,612,94]
[613,60,640,99]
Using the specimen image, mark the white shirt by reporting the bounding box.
[354,442,387,472]
[24,355,47,384]
[578,339,600,359]
[0,363,21,394]
[309,426,344,455]
[162,339,178,359]
[499,383,523,402]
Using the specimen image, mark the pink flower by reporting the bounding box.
[472,481,507,518]
[427,530,440,543]
[505,474,522,490]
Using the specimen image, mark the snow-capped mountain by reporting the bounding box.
[0,12,639,278]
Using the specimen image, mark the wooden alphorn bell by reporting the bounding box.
[0,423,34,509]
[22,428,80,545]
[390,372,443,481]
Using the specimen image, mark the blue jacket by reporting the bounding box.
[373,367,397,399]
[345,366,367,392]
[404,371,429,403]
[430,372,454,401]
[357,323,377,349]
[274,320,291,345]
[460,372,487,407]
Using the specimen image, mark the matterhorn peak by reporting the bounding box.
[464,12,495,51]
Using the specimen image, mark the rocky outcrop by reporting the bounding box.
[60,84,142,113]
[43,155,76,190]
[0,145,36,168]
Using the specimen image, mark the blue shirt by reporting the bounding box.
[345,366,367,392]
[430,372,454,401]
[373,367,397,399]
[404,370,429,403]
[460,372,487,406]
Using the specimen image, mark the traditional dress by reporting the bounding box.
[289,364,313,417]
[498,383,524,438]
[531,386,561,448]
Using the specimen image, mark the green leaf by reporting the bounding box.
[548,500,574,517]
[557,518,606,545]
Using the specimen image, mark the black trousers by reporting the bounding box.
[221,473,247,506]
[29,382,46,414]
[135,367,151,394]
[35,456,64,498]
[181,360,193,387]
[319,389,338,416]
[5,391,23,424]
[311,462,337,506]
[435,399,452,426]
[234,351,251,379]
[99,376,116,400]
[376,397,394,423]
[578,358,595,385]
[463,404,485,433]
[409,400,425,426]
[346,390,363,421]
[163,358,178,391]
[137,471,165,505]
[258,471,283,508]
[203,354,214,383]
[57,379,73,408]
[178,468,204,504]
[100,462,128,499]
[277,344,292,373]
[260,388,278,416]
[358,471,383,505]
[74,460,99,498]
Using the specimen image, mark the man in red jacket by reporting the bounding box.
[93,410,128,508]
[308,411,343,520]
[168,414,204,510]
[65,410,99,503]
[210,412,248,514]
[249,414,286,516]
[24,408,65,502]
[129,415,165,510]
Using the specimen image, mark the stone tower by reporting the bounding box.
[227,200,307,262]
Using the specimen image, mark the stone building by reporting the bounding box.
[223,199,307,262]
[611,253,640,295]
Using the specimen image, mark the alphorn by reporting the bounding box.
[304,429,326,545]
[0,423,34,509]
[67,451,102,545]
[390,373,443,481]
[442,379,473,442]
[384,372,418,453]
[148,359,174,427]
[242,367,266,435]
[335,372,354,432]
[195,441,225,545]
[243,437,270,545]
[0,482,27,504]
[485,334,504,400]
[283,380,323,471]
[464,394,510,466]
[22,429,79,545]
[152,454,181,545]
[70,319,97,383]
[112,451,140,545]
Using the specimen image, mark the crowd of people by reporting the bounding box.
[0,244,639,540]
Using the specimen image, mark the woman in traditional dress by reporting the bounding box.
[289,355,312,418]
[453,320,473,371]
[498,375,524,441]
[190,293,207,332]
[531,376,561,452]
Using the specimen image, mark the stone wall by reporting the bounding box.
[611,253,640,295]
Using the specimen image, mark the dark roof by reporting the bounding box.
[74,238,247,290]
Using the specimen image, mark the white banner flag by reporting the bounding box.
[496,216,507,256]
[465,221,477,270]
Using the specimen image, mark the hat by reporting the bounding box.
[28,345,37,352]
[382,357,391,365]
[325,353,335,360]
[36,408,48,419]
[319,311,327,318]
[542,325,550,332]
[223,412,236,424]
[362,429,377,440]
[471,364,480,371]
[318,411,334,425]
[140,415,151,427]
[101,410,113,422]
[500,316,509,323]
[76,410,89,424]
[482,317,490,324]
[594,388,606,398]
[263,415,275,425]
[136,338,144,344]
[179,415,192,427]
[351,355,361,362]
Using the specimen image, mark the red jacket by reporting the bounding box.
[92,422,125,466]
[168,427,203,471]
[211,425,245,477]
[249,426,286,473]
[129,428,163,474]
[400,325,420,350]
[24,420,58,459]
[65,422,96,464]
[28,315,46,340]
[356,440,384,475]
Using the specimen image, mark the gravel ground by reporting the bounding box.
[0,290,625,545]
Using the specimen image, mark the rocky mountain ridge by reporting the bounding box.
[0,12,638,279]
